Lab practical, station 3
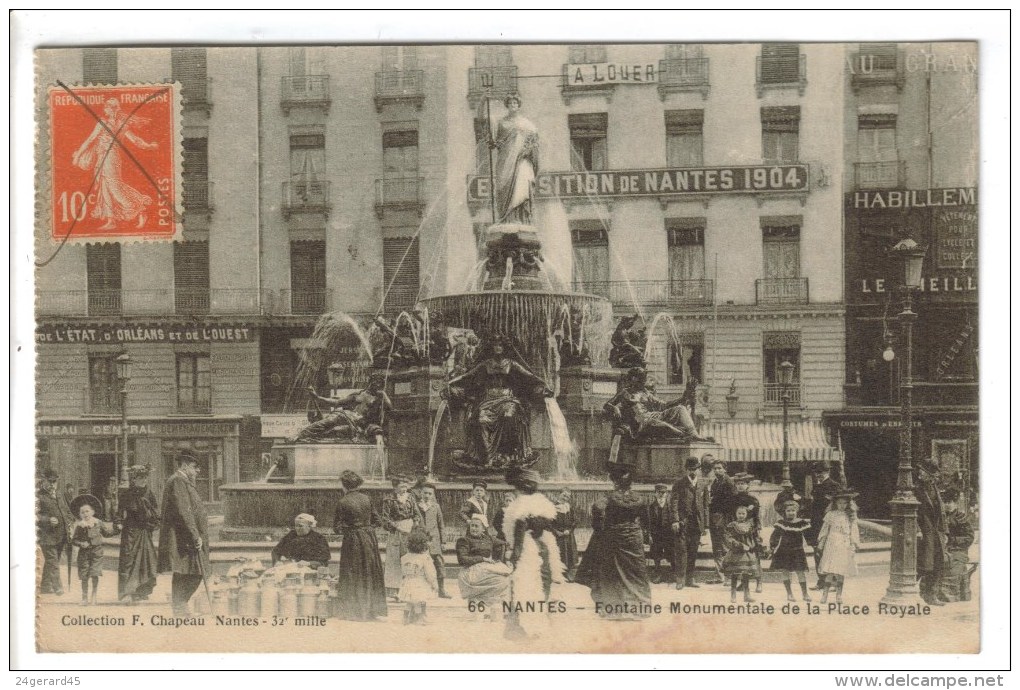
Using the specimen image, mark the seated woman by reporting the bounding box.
[455,515,511,619]
[272,513,331,569]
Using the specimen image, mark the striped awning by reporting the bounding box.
[705,421,842,464]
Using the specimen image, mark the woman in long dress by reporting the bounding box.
[71,98,158,230]
[456,515,511,618]
[333,470,387,621]
[380,477,422,600]
[575,462,652,620]
[116,465,159,603]
[491,93,538,225]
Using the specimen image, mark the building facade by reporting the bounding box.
[826,42,978,517]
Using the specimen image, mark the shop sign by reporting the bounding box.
[566,62,658,85]
[468,164,808,202]
[36,323,256,344]
[934,207,978,270]
[837,419,922,429]
[36,421,238,437]
[851,187,976,210]
[260,414,308,439]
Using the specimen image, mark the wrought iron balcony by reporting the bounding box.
[467,65,519,107]
[180,77,212,114]
[755,54,807,97]
[88,289,123,316]
[268,288,332,316]
[374,177,425,218]
[176,399,212,415]
[657,58,710,99]
[854,161,906,190]
[849,49,905,92]
[764,382,802,406]
[282,180,331,219]
[755,278,809,305]
[374,70,425,112]
[280,75,331,114]
[573,279,714,308]
[37,290,88,316]
[383,285,420,313]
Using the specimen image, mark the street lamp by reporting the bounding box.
[115,352,132,499]
[779,359,795,489]
[882,238,926,605]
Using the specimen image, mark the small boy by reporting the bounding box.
[69,494,117,606]
[939,489,975,602]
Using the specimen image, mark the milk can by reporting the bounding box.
[297,570,319,616]
[211,587,231,616]
[278,574,300,617]
[315,583,331,618]
[237,576,261,616]
[260,576,279,618]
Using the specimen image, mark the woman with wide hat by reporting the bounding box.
[575,461,652,620]
[116,464,160,603]
[333,470,387,621]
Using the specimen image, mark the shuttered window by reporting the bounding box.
[858,114,897,162]
[476,45,512,67]
[183,137,209,208]
[667,334,705,386]
[568,45,607,63]
[760,43,800,84]
[382,46,418,71]
[171,48,208,104]
[860,43,898,70]
[174,241,210,313]
[86,243,121,315]
[665,44,703,60]
[667,218,706,283]
[762,106,800,164]
[569,113,608,172]
[570,221,609,290]
[88,355,120,414]
[82,48,117,84]
[383,237,420,311]
[665,109,704,167]
[762,219,801,280]
[382,131,419,202]
[177,353,212,413]
[291,240,326,314]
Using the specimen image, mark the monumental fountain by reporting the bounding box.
[220,94,722,537]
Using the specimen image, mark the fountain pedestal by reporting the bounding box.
[617,441,725,482]
[271,443,384,482]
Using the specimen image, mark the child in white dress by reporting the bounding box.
[398,530,438,624]
[816,489,862,604]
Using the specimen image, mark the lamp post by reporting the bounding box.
[882,239,926,604]
[115,352,132,500]
[779,359,795,489]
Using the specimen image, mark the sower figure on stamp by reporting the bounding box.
[644,483,674,584]
[37,466,73,596]
[671,457,704,591]
[157,454,210,616]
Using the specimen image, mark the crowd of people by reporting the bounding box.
[36,451,974,626]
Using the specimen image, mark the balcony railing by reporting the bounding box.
[37,289,264,317]
[84,388,121,416]
[280,75,331,114]
[850,50,905,92]
[755,278,809,305]
[854,161,905,190]
[180,77,212,113]
[764,382,802,406]
[175,288,210,315]
[282,180,331,219]
[374,177,425,217]
[183,179,214,215]
[573,279,714,308]
[383,285,420,313]
[658,58,710,99]
[88,289,123,316]
[560,63,616,104]
[374,70,425,111]
[176,398,212,415]
[755,54,807,96]
[38,290,88,316]
[268,288,332,316]
[467,65,519,106]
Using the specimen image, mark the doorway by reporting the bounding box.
[88,452,117,516]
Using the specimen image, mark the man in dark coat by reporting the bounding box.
[671,457,704,589]
[417,482,451,598]
[157,454,210,615]
[806,460,842,589]
[915,459,948,606]
[707,459,734,584]
[37,467,73,595]
[644,483,674,583]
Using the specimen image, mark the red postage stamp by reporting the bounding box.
[47,83,181,242]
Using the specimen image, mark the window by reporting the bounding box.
[176,353,211,413]
[665,44,703,61]
[290,132,325,185]
[665,110,704,167]
[759,43,800,84]
[762,219,801,279]
[82,48,117,84]
[569,113,608,172]
[88,355,121,414]
[667,219,706,287]
[762,106,800,164]
[859,43,898,70]
[86,243,121,315]
[382,46,418,72]
[568,45,607,64]
[382,130,419,202]
[667,334,704,387]
[174,241,210,314]
[763,332,801,404]
[171,48,208,105]
[476,45,512,67]
[290,240,327,315]
[570,221,609,292]
[183,136,209,209]
[858,114,897,162]
[383,237,421,311]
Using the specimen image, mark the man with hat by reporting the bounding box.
[707,459,734,584]
[671,457,704,590]
[644,482,674,584]
[730,472,764,592]
[915,458,948,606]
[459,480,491,529]
[157,453,210,616]
[806,460,842,589]
[117,464,160,603]
[938,487,974,602]
[696,454,715,534]
[37,466,73,595]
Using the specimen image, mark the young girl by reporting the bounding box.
[816,489,861,604]
[398,530,438,625]
[722,505,764,603]
[769,499,812,602]
[69,494,116,606]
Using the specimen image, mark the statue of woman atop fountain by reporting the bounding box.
[491,93,539,225]
[448,334,553,469]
